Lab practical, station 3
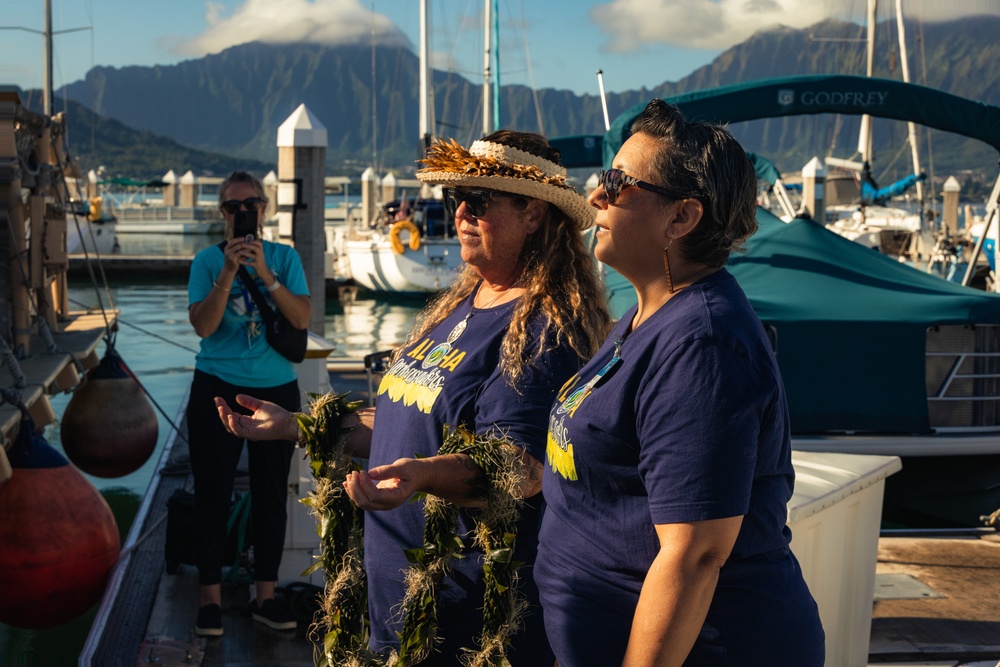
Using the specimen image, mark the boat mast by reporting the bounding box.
[857,0,876,163]
[419,0,435,152]
[596,69,611,131]
[490,0,500,133]
[482,0,492,135]
[895,0,924,205]
[43,0,53,116]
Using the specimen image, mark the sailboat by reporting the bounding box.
[338,0,504,294]
[820,0,934,263]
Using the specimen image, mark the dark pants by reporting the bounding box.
[187,369,300,585]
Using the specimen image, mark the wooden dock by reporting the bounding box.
[68,253,194,276]
[81,360,375,666]
[870,536,1000,665]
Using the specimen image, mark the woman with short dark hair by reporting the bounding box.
[536,100,825,666]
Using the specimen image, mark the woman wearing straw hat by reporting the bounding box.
[217,130,611,665]
[536,99,825,666]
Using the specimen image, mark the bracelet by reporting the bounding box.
[265,278,281,293]
[212,280,230,292]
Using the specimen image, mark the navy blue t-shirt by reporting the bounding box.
[365,290,579,665]
[537,270,824,666]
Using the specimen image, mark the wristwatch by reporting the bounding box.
[265,278,281,292]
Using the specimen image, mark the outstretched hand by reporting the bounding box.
[215,394,299,442]
[343,459,428,511]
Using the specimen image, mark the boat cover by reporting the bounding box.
[603,75,1000,164]
[604,208,1000,434]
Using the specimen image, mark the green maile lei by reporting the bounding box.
[297,391,528,667]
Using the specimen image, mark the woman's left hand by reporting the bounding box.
[343,458,427,511]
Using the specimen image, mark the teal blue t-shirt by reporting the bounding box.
[188,241,310,387]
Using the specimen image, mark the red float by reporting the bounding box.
[61,348,158,478]
[0,417,120,629]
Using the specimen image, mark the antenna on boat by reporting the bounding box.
[596,69,611,131]
[0,0,92,115]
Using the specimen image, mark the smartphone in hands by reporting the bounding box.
[233,209,257,242]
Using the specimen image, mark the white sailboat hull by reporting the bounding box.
[344,236,463,293]
[66,217,119,255]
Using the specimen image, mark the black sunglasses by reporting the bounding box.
[220,197,265,215]
[598,168,673,205]
[442,188,518,218]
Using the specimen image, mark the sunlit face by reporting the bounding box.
[220,181,265,238]
[587,132,673,275]
[452,188,541,280]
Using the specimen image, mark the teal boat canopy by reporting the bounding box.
[603,74,1000,166]
[604,208,1000,434]
[573,75,1000,434]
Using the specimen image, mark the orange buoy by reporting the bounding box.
[0,415,120,629]
[61,348,158,478]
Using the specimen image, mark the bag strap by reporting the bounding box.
[218,241,277,324]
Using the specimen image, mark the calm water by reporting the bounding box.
[0,266,427,665]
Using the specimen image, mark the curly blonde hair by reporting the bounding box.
[401,132,612,385]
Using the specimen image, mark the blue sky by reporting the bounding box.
[4,0,998,98]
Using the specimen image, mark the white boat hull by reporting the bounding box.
[66,216,119,255]
[344,236,463,293]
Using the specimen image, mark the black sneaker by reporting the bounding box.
[195,603,223,637]
[251,598,297,631]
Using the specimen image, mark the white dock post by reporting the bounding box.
[179,170,197,208]
[801,157,826,223]
[262,170,278,220]
[276,103,327,335]
[381,171,398,206]
[942,176,961,237]
[86,169,98,200]
[161,170,178,207]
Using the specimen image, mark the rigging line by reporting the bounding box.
[114,357,189,447]
[55,140,118,336]
[68,297,200,355]
[517,0,544,136]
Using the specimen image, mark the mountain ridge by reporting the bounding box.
[49,15,1000,182]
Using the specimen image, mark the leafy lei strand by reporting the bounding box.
[299,393,528,667]
[296,391,379,667]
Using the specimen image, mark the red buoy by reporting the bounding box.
[61,348,158,478]
[0,416,120,629]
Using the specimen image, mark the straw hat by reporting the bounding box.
[416,138,596,230]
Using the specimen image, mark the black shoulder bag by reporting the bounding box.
[235,265,309,363]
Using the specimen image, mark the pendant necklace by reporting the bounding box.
[420,282,518,370]
[446,282,517,345]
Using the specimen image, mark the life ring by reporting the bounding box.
[389,219,421,254]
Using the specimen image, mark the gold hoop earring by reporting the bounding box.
[663,237,674,294]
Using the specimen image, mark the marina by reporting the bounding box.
[8,98,1000,667]
[5,3,1000,665]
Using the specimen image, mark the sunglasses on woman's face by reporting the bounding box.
[598,168,673,205]
[442,188,517,218]
[220,197,265,215]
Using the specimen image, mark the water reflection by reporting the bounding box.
[116,232,224,256]
[324,289,429,358]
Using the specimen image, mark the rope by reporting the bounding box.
[0,388,25,411]
[36,317,59,354]
[0,338,27,388]
[68,297,199,355]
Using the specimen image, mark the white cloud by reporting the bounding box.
[590,0,1000,53]
[174,0,410,57]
